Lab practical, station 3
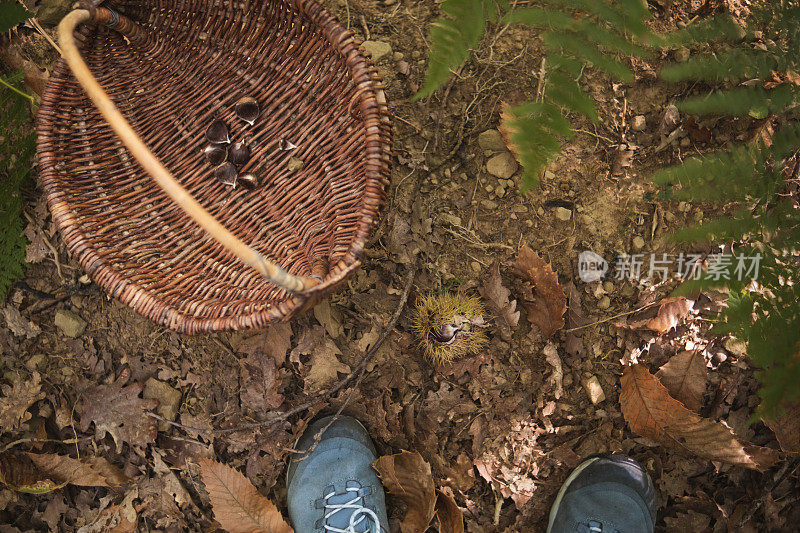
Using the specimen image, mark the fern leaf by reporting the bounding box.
[0,0,32,33]
[657,15,744,48]
[661,49,778,83]
[416,0,494,99]
[544,32,633,81]
[678,85,797,118]
[0,71,34,300]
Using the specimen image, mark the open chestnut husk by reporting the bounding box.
[229,142,250,165]
[234,97,259,125]
[206,119,230,144]
[214,162,238,186]
[238,173,260,190]
[203,144,227,166]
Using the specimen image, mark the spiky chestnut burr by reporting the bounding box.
[411,292,488,365]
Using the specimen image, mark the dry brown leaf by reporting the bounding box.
[373,451,436,533]
[2,305,41,339]
[498,102,521,161]
[199,458,293,533]
[620,364,778,470]
[628,297,694,333]
[236,323,293,365]
[479,261,519,341]
[512,245,566,338]
[0,371,46,431]
[435,488,464,533]
[79,367,158,452]
[0,453,63,493]
[25,453,128,487]
[239,325,291,411]
[763,400,800,454]
[656,351,708,412]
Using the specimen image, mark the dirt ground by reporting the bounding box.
[1,0,799,531]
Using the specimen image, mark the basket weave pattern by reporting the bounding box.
[37,0,391,333]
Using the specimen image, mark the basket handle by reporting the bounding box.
[57,9,321,294]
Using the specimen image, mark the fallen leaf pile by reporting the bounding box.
[0,453,127,494]
[373,450,463,533]
[479,261,519,341]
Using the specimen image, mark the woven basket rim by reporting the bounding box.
[36,0,391,333]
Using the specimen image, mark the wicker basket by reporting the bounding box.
[36,0,391,333]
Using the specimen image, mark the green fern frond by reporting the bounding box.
[677,85,797,117]
[656,15,744,49]
[661,48,778,83]
[0,71,35,301]
[416,0,499,99]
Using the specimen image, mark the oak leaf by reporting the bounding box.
[620,364,778,470]
[512,245,566,338]
[763,400,800,454]
[199,458,293,533]
[479,261,519,341]
[79,367,158,452]
[291,327,350,393]
[0,371,45,431]
[373,451,436,533]
[656,351,708,412]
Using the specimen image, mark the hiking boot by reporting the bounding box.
[286,415,389,533]
[548,453,657,533]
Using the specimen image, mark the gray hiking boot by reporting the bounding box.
[548,453,657,533]
[286,415,389,533]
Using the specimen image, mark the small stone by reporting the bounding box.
[602,280,614,293]
[555,207,572,221]
[362,40,392,61]
[597,296,611,309]
[54,309,87,338]
[78,274,91,285]
[392,51,404,61]
[537,207,545,216]
[675,46,691,62]
[143,378,181,432]
[724,337,747,356]
[680,136,691,147]
[495,186,506,198]
[678,201,689,212]
[582,376,606,405]
[632,236,645,250]
[544,170,556,181]
[486,152,518,179]
[631,115,647,131]
[287,157,304,172]
[481,199,498,210]
[477,129,507,152]
[471,261,482,274]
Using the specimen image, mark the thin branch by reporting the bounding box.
[0,77,34,102]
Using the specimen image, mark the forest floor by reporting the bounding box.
[1,0,799,531]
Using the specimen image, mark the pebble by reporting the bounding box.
[631,115,647,131]
[54,309,87,338]
[143,378,181,432]
[471,261,482,274]
[393,51,404,61]
[481,199,498,210]
[555,207,572,221]
[602,280,614,293]
[362,40,392,61]
[486,152,518,179]
[724,337,747,356]
[675,46,691,62]
[597,296,611,309]
[537,207,545,216]
[632,236,645,250]
[582,375,606,405]
[477,129,507,152]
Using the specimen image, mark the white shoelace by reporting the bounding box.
[322,486,380,533]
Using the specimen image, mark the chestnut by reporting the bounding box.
[214,162,237,186]
[203,144,227,166]
[234,97,259,125]
[206,119,230,144]
[229,142,250,165]
[238,173,260,190]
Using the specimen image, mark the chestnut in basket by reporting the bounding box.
[214,162,237,186]
[229,142,250,165]
[203,144,227,166]
[238,173,260,190]
[206,119,230,144]
[234,97,259,125]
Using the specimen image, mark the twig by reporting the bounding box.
[563,300,662,332]
[153,268,416,437]
[1,436,90,453]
